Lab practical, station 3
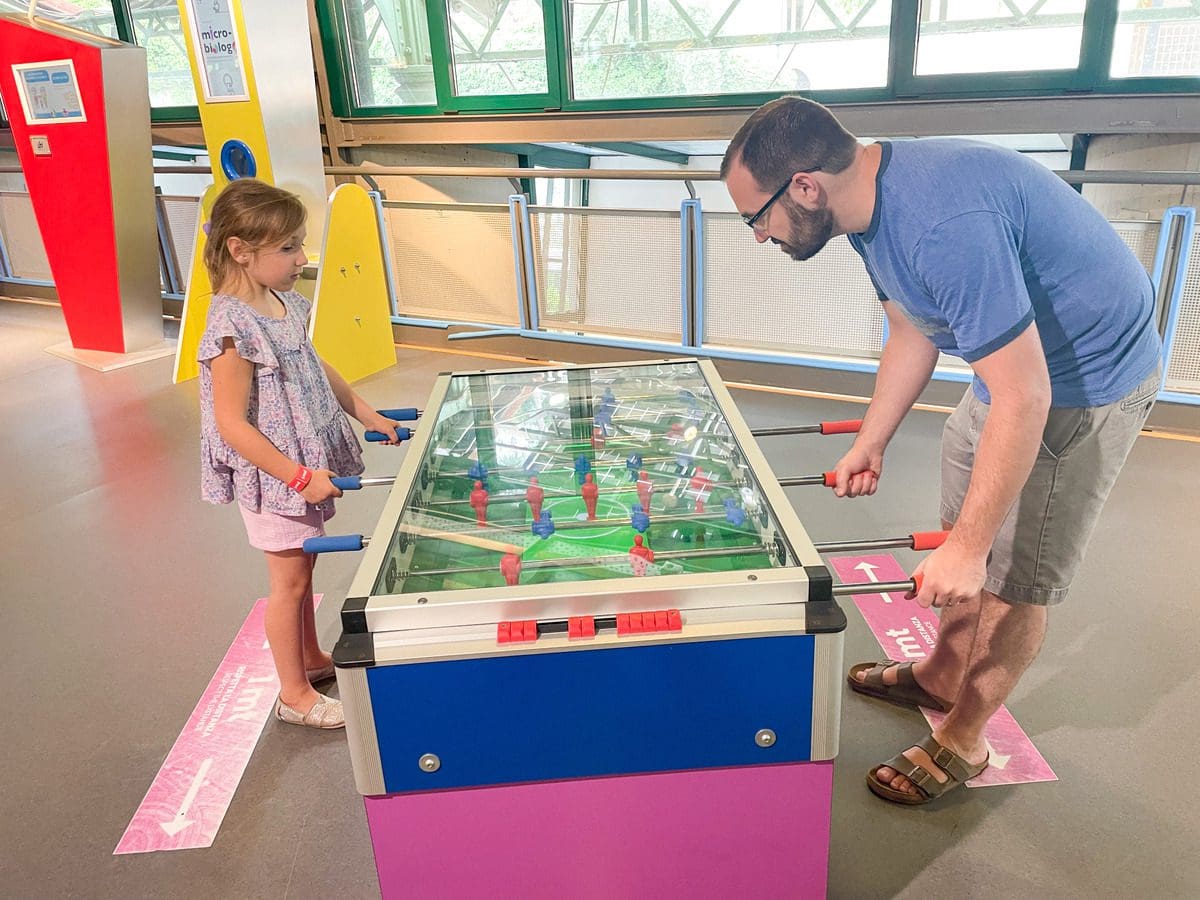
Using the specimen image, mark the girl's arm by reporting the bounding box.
[321,358,406,445]
[211,339,340,502]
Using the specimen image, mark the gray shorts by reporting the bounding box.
[940,369,1159,606]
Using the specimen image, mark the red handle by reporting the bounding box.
[910,530,950,551]
[819,419,863,435]
[910,572,924,595]
[823,469,879,489]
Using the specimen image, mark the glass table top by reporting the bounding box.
[371,360,796,596]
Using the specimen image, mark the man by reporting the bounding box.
[722,97,1161,805]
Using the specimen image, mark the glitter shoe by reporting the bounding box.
[274,693,345,729]
[306,662,336,684]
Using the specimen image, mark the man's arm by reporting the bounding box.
[914,320,1051,608]
[834,301,939,497]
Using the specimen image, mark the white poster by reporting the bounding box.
[12,60,86,124]
[185,0,250,103]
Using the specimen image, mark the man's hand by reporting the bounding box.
[832,443,883,498]
[909,542,987,609]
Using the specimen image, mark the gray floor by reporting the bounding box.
[3,298,1199,899]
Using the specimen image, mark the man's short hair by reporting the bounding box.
[721,96,859,189]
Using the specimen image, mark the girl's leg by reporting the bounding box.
[264,549,320,713]
[299,554,332,671]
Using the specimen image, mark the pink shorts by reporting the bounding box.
[239,503,334,552]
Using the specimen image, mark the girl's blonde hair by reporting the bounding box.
[203,178,307,293]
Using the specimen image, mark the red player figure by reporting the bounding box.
[667,422,684,442]
[591,425,606,450]
[581,472,599,520]
[500,552,522,586]
[628,534,655,576]
[525,476,544,520]
[689,467,712,514]
[636,470,654,514]
[469,479,489,527]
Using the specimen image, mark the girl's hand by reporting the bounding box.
[301,468,343,503]
[362,412,405,445]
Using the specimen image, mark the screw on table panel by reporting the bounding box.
[755,729,776,748]
[419,753,441,772]
[417,597,428,604]
[747,574,758,581]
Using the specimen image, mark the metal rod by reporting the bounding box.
[401,543,771,580]
[814,537,913,553]
[5,167,1200,187]
[358,476,397,487]
[750,425,822,436]
[777,474,829,487]
[409,507,752,533]
[831,579,915,597]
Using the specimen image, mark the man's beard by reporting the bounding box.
[772,196,834,261]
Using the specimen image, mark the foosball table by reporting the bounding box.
[308,358,935,899]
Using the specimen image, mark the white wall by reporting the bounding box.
[585,155,733,212]
[1083,134,1200,221]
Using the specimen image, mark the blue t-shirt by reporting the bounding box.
[847,140,1161,407]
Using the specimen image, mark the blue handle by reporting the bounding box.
[379,407,420,421]
[366,426,412,443]
[331,476,362,491]
[303,534,364,554]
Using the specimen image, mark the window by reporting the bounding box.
[29,0,119,38]
[128,4,199,108]
[915,0,1087,76]
[1111,0,1200,78]
[447,0,549,96]
[567,0,893,100]
[340,0,437,107]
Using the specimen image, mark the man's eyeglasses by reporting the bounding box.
[742,167,822,233]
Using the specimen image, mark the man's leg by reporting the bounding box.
[873,590,1046,794]
[851,521,978,707]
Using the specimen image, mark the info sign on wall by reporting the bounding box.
[11,59,85,124]
[184,0,250,103]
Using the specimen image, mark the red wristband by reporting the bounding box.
[288,465,312,492]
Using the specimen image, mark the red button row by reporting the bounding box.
[496,620,538,643]
[568,616,596,639]
[616,609,682,636]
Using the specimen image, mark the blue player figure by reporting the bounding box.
[574,454,591,486]
[626,452,643,481]
[723,497,746,527]
[532,510,556,539]
[468,460,489,490]
[593,387,617,435]
[630,504,650,533]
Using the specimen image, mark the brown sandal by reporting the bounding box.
[867,734,989,805]
[847,661,954,713]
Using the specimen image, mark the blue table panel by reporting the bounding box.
[368,635,816,793]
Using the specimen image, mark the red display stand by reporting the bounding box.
[0,14,163,357]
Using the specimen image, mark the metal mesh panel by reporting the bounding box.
[160,195,200,291]
[0,192,52,281]
[530,207,681,342]
[703,214,883,357]
[1110,218,1200,394]
[1111,220,1159,274]
[1165,228,1200,393]
[383,202,520,325]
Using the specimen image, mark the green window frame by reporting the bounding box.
[316,0,1199,119]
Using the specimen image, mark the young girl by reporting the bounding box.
[198,178,401,729]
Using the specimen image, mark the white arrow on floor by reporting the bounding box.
[160,757,213,836]
[984,739,1012,770]
[854,561,893,604]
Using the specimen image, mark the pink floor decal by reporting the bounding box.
[830,555,1057,787]
[114,595,323,854]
